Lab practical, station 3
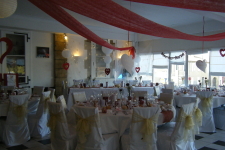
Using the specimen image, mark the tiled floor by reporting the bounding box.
[0,129,225,150]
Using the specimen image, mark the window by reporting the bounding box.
[188,52,209,86]
[138,54,152,80]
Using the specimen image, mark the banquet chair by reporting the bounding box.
[56,95,68,114]
[48,87,56,102]
[27,96,41,115]
[193,98,202,135]
[196,91,215,133]
[153,86,161,97]
[28,91,51,138]
[166,82,175,90]
[74,106,119,150]
[121,107,160,150]
[32,86,44,96]
[162,88,173,94]
[0,94,30,147]
[132,91,148,100]
[129,80,138,86]
[72,91,87,104]
[47,101,77,150]
[157,102,196,150]
[142,80,151,86]
[159,93,174,104]
[3,86,14,94]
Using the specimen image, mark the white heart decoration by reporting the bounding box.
[121,54,134,75]
[196,60,207,72]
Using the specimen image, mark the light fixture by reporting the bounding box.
[0,0,17,18]
[64,33,68,41]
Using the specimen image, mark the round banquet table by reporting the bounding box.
[67,105,176,136]
[67,87,154,110]
[174,94,225,108]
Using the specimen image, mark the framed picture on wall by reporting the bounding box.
[36,47,50,58]
[3,73,19,87]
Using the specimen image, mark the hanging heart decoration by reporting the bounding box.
[135,67,140,73]
[196,60,207,73]
[105,68,110,75]
[62,62,70,70]
[219,49,225,57]
[0,37,13,64]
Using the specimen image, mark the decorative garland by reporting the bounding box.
[161,52,185,60]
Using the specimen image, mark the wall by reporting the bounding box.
[30,31,54,87]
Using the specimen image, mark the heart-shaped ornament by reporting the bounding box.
[121,54,134,75]
[196,60,207,73]
[0,37,13,64]
[220,49,225,57]
[135,67,140,73]
[63,62,70,70]
[105,68,110,75]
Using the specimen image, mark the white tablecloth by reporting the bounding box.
[174,94,225,108]
[67,87,154,109]
[67,105,175,136]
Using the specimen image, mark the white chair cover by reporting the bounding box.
[27,96,41,115]
[56,95,68,113]
[193,98,202,135]
[72,92,87,104]
[0,94,30,146]
[132,91,147,99]
[48,101,77,150]
[129,80,138,86]
[28,91,51,138]
[162,88,173,94]
[153,86,160,97]
[3,86,14,94]
[213,106,225,130]
[49,88,56,102]
[33,86,44,96]
[166,82,175,90]
[121,107,160,150]
[157,102,196,150]
[159,93,173,104]
[73,79,83,86]
[142,80,151,86]
[74,106,119,150]
[196,91,215,132]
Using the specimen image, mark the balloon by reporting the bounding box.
[102,47,113,55]
[121,54,134,75]
[61,49,70,58]
[134,55,141,63]
[103,56,112,64]
[196,60,207,73]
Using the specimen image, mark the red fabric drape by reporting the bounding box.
[28,0,225,54]
[127,0,225,13]
[43,0,225,41]
[28,0,134,52]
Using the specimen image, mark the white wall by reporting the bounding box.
[30,31,54,87]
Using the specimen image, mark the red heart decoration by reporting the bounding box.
[135,67,140,73]
[105,68,110,75]
[0,37,13,64]
[63,62,70,70]
[220,49,225,57]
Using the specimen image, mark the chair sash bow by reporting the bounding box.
[10,101,28,123]
[201,97,212,115]
[75,113,99,144]
[132,111,158,144]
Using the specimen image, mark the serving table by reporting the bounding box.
[67,87,154,109]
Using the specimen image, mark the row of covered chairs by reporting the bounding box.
[0,88,56,147]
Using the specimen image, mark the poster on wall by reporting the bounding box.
[3,73,18,87]
[36,47,50,58]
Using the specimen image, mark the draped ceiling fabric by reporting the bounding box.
[29,0,225,53]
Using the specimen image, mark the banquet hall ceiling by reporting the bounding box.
[5,0,225,40]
